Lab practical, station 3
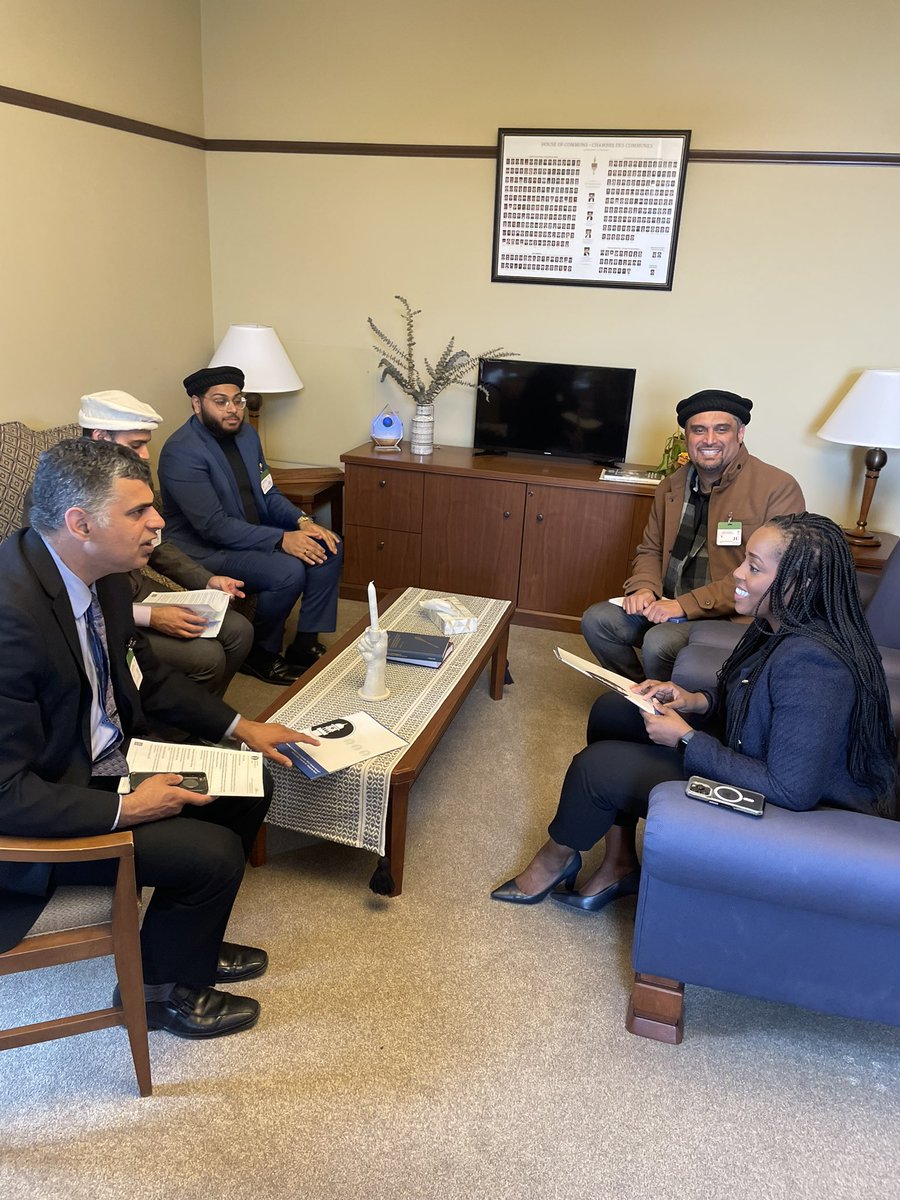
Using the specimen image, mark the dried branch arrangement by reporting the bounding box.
[368,295,514,405]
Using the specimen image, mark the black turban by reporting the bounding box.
[183,365,245,398]
[675,389,752,428]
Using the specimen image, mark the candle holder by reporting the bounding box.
[357,627,390,701]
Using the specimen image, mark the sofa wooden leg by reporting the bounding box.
[626,972,685,1044]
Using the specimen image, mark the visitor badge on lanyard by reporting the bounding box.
[717,519,742,546]
[260,466,274,494]
[127,644,143,689]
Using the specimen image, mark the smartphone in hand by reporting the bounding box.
[129,771,210,794]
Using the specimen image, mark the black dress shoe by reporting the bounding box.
[145,986,260,1039]
[284,641,328,671]
[490,851,583,905]
[238,652,301,686]
[216,942,269,983]
[550,868,641,912]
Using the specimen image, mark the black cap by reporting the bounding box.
[183,365,245,398]
[676,389,752,428]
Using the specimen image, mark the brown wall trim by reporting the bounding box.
[3,85,899,166]
[205,139,497,158]
[691,148,900,167]
[0,85,205,149]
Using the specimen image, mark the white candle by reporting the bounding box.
[367,580,379,630]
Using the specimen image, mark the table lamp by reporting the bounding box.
[817,369,900,547]
[208,323,303,433]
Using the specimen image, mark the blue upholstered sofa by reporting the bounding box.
[626,542,900,1043]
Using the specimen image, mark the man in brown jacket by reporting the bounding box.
[582,389,805,681]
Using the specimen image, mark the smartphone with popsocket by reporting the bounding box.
[129,771,210,794]
[685,775,765,817]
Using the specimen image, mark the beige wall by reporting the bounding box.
[1,0,204,132]
[200,0,900,151]
[1,0,898,527]
[202,0,900,527]
[0,0,211,440]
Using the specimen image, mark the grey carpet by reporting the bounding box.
[2,603,899,1199]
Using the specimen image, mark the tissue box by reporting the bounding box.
[418,597,478,635]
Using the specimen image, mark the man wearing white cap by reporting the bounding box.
[76,391,253,697]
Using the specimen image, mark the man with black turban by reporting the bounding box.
[157,366,342,685]
[582,388,805,682]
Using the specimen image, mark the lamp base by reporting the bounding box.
[844,446,888,551]
[843,528,882,548]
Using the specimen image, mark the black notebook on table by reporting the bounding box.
[385,630,453,668]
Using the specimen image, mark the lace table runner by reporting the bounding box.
[265,588,511,854]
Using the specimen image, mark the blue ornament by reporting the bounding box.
[371,405,403,451]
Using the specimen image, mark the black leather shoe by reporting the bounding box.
[550,868,641,912]
[490,851,582,905]
[284,641,328,671]
[238,652,301,686]
[145,986,260,1039]
[216,942,268,983]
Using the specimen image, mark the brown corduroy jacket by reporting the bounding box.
[624,446,805,620]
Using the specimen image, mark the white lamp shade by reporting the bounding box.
[817,369,900,449]
[208,324,303,393]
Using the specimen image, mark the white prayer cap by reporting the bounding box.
[77,390,164,431]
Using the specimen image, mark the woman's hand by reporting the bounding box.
[634,679,709,715]
[641,705,693,747]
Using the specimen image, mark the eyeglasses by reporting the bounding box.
[208,396,248,410]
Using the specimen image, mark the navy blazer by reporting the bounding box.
[158,416,303,560]
[684,634,879,815]
[0,530,237,950]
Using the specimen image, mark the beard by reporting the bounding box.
[198,407,241,440]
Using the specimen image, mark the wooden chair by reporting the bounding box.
[0,831,151,1096]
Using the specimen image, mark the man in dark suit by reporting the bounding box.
[0,439,316,1038]
[158,365,343,685]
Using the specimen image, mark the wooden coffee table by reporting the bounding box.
[250,589,512,895]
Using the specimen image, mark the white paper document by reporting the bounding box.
[141,589,231,637]
[553,648,660,714]
[274,712,408,780]
[120,739,265,796]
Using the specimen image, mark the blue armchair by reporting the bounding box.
[627,541,900,1043]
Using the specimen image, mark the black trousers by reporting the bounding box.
[547,692,687,851]
[56,774,272,988]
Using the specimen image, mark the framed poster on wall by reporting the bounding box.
[491,128,691,291]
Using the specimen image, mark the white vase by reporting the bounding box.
[410,402,435,455]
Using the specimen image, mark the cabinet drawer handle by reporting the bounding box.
[536,513,544,523]
[379,479,387,488]
[503,510,511,519]
[377,540,385,550]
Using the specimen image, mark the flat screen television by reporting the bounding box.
[474,357,635,464]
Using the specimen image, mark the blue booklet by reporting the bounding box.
[385,630,452,668]
[276,712,407,780]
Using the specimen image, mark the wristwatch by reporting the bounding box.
[677,731,695,755]
[298,513,312,526]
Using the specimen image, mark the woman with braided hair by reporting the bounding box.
[492,512,898,911]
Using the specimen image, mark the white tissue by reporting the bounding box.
[418,596,478,635]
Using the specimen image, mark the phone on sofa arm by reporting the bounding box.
[685,776,765,818]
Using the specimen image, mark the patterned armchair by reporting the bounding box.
[0,420,80,541]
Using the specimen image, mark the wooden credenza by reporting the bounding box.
[340,443,657,633]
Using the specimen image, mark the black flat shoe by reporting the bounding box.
[145,986,260,1039]
[490,851,583,905]
[284,641,328,670]
[238,652,300,686]
[550,868,641,912]
[216,942,268,983]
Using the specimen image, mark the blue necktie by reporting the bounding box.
[84,595,130,777]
